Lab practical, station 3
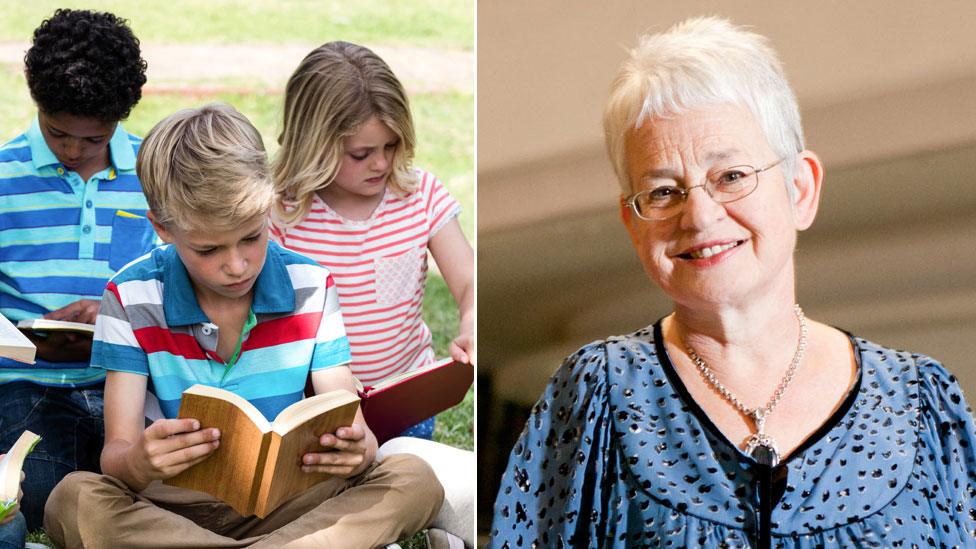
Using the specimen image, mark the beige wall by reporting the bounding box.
[478,2,976,406]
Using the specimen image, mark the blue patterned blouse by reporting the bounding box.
[490,323,976,548]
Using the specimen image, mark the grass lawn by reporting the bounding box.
[0,0,473,49]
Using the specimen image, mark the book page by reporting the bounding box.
[0,430,41,522]
[372,357,457,389]
[16,318,94,334]
[0,314,36,364]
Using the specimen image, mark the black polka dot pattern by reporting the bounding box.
[489,323,976,548]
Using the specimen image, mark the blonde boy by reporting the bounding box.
[44,103,442,548]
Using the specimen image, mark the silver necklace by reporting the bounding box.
[684,304,807,466]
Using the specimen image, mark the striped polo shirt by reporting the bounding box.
[272,169,460,384]
[92,241,352,421]
[0,118,155,386]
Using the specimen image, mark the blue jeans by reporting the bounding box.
[0,382,104,532]
[0,512,26,549]
[398,416,435,439]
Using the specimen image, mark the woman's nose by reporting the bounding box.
[678,185,726,230]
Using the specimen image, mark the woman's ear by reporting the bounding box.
[791,150,824,231]
[147,210,173,244]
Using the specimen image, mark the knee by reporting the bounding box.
[43,472,114,533]
[380,454,444,506]
[46,472,91,514]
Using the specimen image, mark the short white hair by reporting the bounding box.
[603,16,804,196]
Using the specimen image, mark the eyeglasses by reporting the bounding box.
[623,157,787,221]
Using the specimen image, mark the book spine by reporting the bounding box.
[247,433,275,517]
[251,432,282,518]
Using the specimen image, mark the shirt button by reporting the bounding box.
[57,167,65,175]
[201,324,213,335]
[85,200,93,208]
[82,225,92,234]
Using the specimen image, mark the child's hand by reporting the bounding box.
[127,418,220,485]
[451,315,475,364]
[303,424,369,478]
[45,298,100,324]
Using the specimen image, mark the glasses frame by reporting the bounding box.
[623,157,787,221]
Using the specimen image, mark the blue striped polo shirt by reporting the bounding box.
[92,241,352,421]
[0,117,156,386]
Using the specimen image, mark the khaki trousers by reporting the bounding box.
[44,454,442,549]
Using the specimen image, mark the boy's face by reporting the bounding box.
[38,111,116,177]
[153,213,270,304]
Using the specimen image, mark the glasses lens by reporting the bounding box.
[633,188,682,220]
[708,166,758,203]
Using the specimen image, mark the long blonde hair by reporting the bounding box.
[272,41,417,227]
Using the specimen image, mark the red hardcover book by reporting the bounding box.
[360,358,473,444]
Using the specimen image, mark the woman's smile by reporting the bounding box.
[675,238,747,263]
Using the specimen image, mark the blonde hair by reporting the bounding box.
[272,41,417,227]
[604,17,804,198]
[138,103,273,231]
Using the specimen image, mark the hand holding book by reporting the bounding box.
[164,386,360,517]
[123,418,221,491]
[301,423,369,477]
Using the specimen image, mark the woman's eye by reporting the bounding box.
[350,153,368,161]
[647,187,679,200]
[716,170,747,186]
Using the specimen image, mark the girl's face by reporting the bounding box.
[330,116,399,200]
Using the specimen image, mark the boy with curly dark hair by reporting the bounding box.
[0,9,156,532]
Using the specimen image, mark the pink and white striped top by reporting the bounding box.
[272,169,461,384]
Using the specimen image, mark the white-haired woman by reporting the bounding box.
[490,17,976,548]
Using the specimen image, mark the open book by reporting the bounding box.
[0,314,36,364]
[0,430,41,522]
[16,318,94,335]
[164,385,360,518]
[360,358,474,444]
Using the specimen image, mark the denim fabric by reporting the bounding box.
[0,512,26,549]
[397,416,435,440]
[0,382,104,531]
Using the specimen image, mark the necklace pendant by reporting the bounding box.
[750,408,767,432]
[744,433,780,466]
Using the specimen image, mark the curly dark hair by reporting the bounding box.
[25,9,147,121]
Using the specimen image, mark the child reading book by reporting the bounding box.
[270,41,474,440]
[43,104,442,548]
[0,9,154,531]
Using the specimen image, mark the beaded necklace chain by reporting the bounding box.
[685,305,808,466]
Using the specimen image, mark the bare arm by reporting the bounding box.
[303,365,377,478]
[429,218,475,363]
[100,371,219,491]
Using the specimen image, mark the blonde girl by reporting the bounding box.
[271,41,474,439]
